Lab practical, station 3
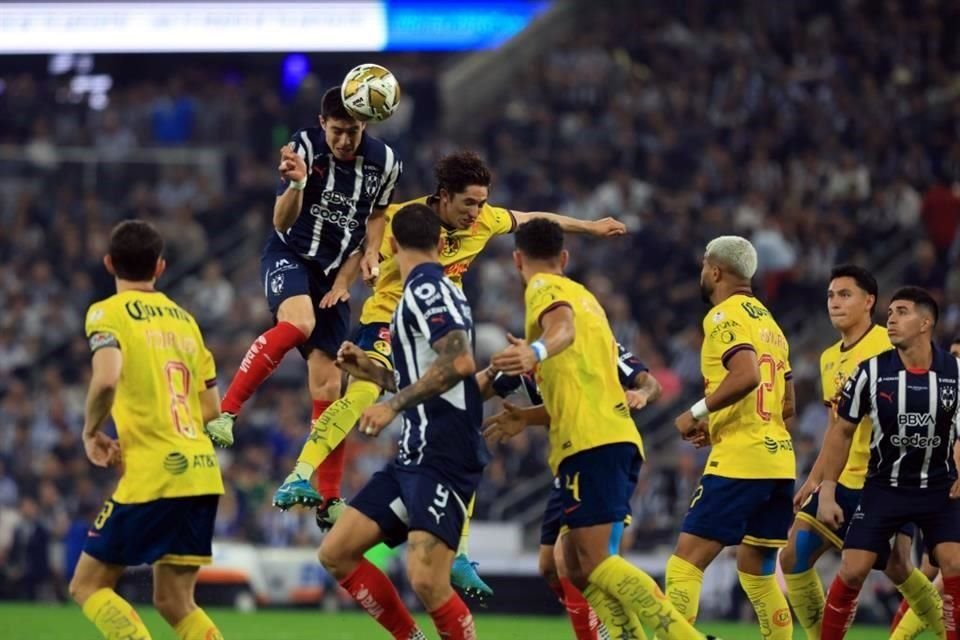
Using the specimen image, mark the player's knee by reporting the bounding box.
[308,375,341,402]
[566,563,591,591]
[779,544,797,574]
[837,565,867,590]
[936,553,960,577]
[152,589,193,626]
[884,548,913,584]
[408,573,447,609]
[318,539,351,580]
[68,573,95,605]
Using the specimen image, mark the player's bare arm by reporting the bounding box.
[512,210,626,237]
[360,207,386,285]
[320,250,362,309]
[490,305,575,376]
[626,371,662,410]
[814,416,858,528]
[675,348,760,437]
[336,341,396,390]
[783,378,797,428]
[358,329,475,436]
[792,408,838,511]
[82,346,123,467]
[273,143,307,232]
[483,401,550,445]
[475,365,500,400]
[199,386,221,425]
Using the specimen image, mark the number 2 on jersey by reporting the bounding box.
[755,354,778,421]
[165,361,197,438]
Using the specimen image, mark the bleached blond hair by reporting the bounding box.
[705,235,758,280]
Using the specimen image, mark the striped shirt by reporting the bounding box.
[274,128,401,274]
[391,262,489,484]
[837,345,960,489]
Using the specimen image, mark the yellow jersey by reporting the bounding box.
[85,290,224,503]
[701,294,795,480]
[524,273,644,473]
[359,196,516,324]
[819,324,892,489]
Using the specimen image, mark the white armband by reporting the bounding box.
[531,340,548,362]
[691,398,710,421]
[288,177,307,191]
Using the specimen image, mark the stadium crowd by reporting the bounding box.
[0,0,959,615]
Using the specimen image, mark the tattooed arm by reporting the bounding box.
[358,330,476,436]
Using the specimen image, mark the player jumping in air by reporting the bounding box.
[204,87,401,458]
[70,221,224,640]
[670,236,795,640]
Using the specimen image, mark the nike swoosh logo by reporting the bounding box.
[564,504,582,514]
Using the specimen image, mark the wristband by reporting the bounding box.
[690,398,710,421]
[288,177,307,191]
[531,340,548,362]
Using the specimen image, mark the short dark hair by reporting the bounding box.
[109,220,163,281]
[951,336,960,346]
[434,151,491,196]
[392,203,441,252]
[515,218,563,260]
[321,87,357,122]
[890,286,939,326]
[830,264,879,313]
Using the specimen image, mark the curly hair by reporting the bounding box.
[434,151,491,195]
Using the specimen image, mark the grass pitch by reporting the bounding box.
[0,603,920,638]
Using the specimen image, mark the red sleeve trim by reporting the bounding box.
[204,378,217,389]
[507,210,518,232]
[720,344,756,368]
[538,301,572,328]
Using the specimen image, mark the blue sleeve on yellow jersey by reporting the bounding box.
[836,363,871,424]
[492,372,542,404]
[616,343,648,389]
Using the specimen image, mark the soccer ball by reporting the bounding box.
[341,64,401,122]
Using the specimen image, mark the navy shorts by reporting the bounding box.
[261,235,350,358]
[541,476,633,545]
[557,443,641,531]
[353,322,393,371]
[797,483,914,549]
[350,463,475,552]
[84,495,219,567]
[845,483,960,567]
[682,476,794,548]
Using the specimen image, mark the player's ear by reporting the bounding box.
[390,237,399,255]
[559,249,569,271]
[318,115,326,130]
[513,250,523,272]
[436,235,445,254]
[103,255,115,276]
[154,257,166,280]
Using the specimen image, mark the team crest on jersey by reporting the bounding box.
[364,172,381,198]
[270,273,285,295]
[941,384,957,412]
[373,340,392,357]
[441,236,461,257]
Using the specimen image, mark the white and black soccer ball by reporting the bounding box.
[340,63,401,122]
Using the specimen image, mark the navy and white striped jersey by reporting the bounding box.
[837,345,960,489]
[274,128,401,275]
[391,262,489,483]
[492,343,648,403]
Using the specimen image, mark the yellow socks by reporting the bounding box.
[588,555,701,640]
[583,583,648,640]
[783,567,824,639]
[457,494,476,556]
[891,607,930,640]
[173,608,222,640]
[665,554,704,623]
[738,571,793,640]
[895,568,943,639]
[298,379,381,468]
[81,588,152,640]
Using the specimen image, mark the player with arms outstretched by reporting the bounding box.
[781,265,940,640]
[492,219,705,640]
[318,203,486,640]
[669,236,795,639]
[480,343,661,640]
[817,287,960,639]
[273,151,624,593]
[205,87,401,454]
[69,221,224,640]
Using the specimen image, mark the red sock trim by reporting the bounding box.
[559,577,599,640]
[822,576,861,640]
[890,597,910,632]
[314,439,347,499]
[339,559,417,640]
[943,575,960,640]
[429,592,476,640]
[221,322,306,414]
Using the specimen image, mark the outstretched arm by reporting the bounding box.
[513,210,625,236]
